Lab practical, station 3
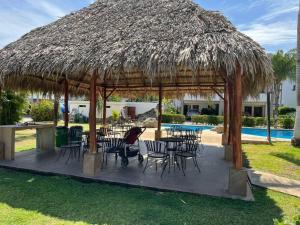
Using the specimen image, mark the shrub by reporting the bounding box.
[162,114,185,124]
[207,115,220,125]
[255,117,266,126]
[278,106,296,115]
[74,113,88,123]
[191,115,208,124]
[30,100,54,122]
[112,110,120,121]
[0,91,27,125]
[242,117,256,127]
[281,116,294,129]
[217,116,224,124]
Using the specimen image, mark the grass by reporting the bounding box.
[243,142,300,181]
[15,122,90,152]
[0,168,299,225]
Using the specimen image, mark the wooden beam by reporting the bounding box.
[211,86,224,100]
[103,87,107,128]
[89,73,97,153]
[157,86,163,132]
[64,79,69,127]
[233,64,243,169]
[106,88,116,99]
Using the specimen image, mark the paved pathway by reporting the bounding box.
[248,169,300,198]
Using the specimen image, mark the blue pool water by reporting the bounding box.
[241,127,293,139]
[162,124,214,131]
[162,124,293,139]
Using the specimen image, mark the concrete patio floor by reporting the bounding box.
[0,143,253,201]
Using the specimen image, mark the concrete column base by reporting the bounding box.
[228,167,249,197]
[155,130,162,141]
[0,142,4,160]
[222,133,228,145]
[224,144,233,161]
[83,152,102,177]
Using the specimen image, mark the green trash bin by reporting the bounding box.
[56,126,68,147]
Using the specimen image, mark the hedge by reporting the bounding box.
[30,100,54,122]
[191,115,223,125]
[162,114,185,124]
[242,117,256,127]
[278,106,296,115]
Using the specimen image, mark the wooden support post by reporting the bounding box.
[228,80,234,146]
[155,86,163,140]
[103,87,107,128]
[89,73,97,153]
[232,64,243,170]
[64,79,69,127]
[222,82,229,145]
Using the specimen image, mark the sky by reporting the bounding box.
[0,0,298,53]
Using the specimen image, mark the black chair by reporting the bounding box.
[175,140,201,176]
[103,138,124,166]
[143,141,170,177]
[58,126,83,163]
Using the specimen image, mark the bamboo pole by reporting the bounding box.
[64,79,69,127]
[89,73,97,153]
[233,64,243,169]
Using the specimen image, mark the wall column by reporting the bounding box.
[64,79,69,127]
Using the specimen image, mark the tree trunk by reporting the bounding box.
[53,93,60,126]
[273,81,281,129]
[293,1,300,146]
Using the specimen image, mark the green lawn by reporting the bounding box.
[243,142,300,181]
[0,168,299,225]
[15,122,91,152]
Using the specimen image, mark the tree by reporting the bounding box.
[293,1,300,146]
[0,91,27,125]
[271,50,296,128]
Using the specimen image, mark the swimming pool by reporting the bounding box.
[242,127,293,139]
[162,124,293,139]
[162,124,214,131]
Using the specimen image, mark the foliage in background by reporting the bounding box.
[271,50,296,128]
[281,116,295,129]
[162,114,185,124]
[30,100,54,122]
[74,113,88,123]
[278,106,296,116]
[111,110,120,121]
[0,91,27,125]
[242,117,256,127]
[108,95,121,102]
[191,115,222,125]
[163,99,178,114]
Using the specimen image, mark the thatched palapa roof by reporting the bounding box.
[0,0,273,97]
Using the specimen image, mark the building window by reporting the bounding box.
[254,107,263,117]
[244,106,252,116]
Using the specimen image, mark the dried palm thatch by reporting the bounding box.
[0,0,273,97]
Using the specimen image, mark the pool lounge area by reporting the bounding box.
[162,124,293,140]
